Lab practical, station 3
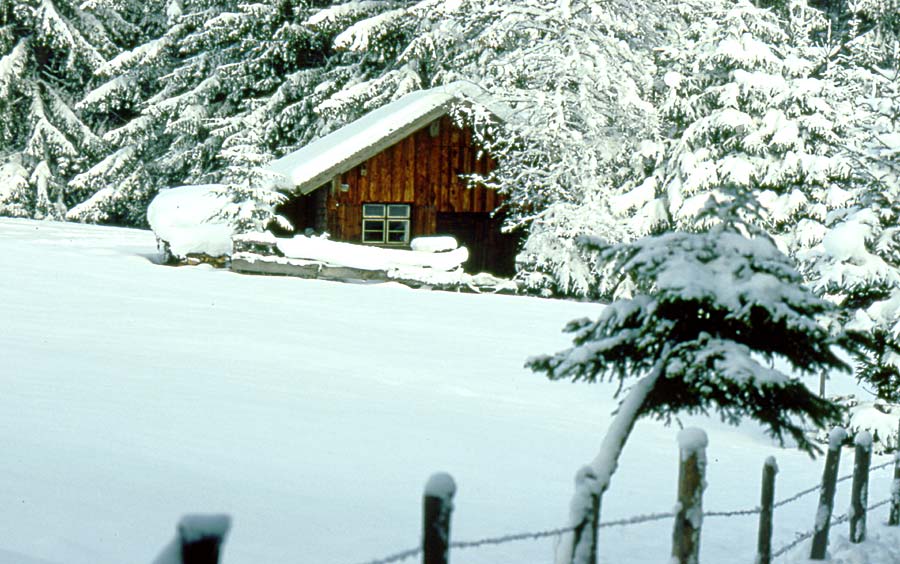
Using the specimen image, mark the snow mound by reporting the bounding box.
[147,185,234,259]
[410,236,458,253]
[276,236,468,272]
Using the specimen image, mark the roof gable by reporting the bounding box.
[266,82,502,195]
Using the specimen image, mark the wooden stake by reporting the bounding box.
[177,515,231,564]
[850,431,872,543]
[423,473,456,564]
[569,467,601,564]
[672,428,707,564]
[757,457,778,564]
[890,419,900,526]
[810,427,846,560]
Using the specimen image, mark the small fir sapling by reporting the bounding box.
[528,219,857,564]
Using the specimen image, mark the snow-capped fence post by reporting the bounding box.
[810,427,847,560]
[756,457,778,564]
[672,428,707,564]
[177,514,231,564]
[849,431,872,543]
[568,466,601,564]
[423,473,456,564]
[890,417,900,526]
[889,451,900,526]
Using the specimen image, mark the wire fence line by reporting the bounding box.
[771,496,892,559]
[598,511,676,527]
[706,457,897,518]
[354,547,421,564]
[351,457,897,564]
[450,524,579,550]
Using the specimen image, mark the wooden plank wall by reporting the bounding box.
[325,115,499,241]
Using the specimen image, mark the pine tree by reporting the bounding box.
[796,0,900,400]
[528,208,851,564]
[73,0,336,228]
[0,0,116,219]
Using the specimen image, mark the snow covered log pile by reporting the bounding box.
[232,233,519,293]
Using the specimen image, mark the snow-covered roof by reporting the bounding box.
[266,82,504,195]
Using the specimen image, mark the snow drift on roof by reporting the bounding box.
[265,82,505,195]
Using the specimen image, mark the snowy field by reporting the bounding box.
[1,217,898,564]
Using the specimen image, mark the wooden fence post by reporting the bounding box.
[672,428,708,564]
[810,427,847,560]
[569,466,601,564]
[423,473,456,564]
[177,514,231,564]
[850,431,872,543]
[756,457,778,564]
[890,418,900,526]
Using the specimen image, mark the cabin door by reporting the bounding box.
[436,213,518,276]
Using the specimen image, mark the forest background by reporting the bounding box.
[1,0,899,395]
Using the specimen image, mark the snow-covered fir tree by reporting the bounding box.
[528,204,851,563]
[801,0,900,399]
[0,0,118,219]
[73,0,336,229]
[615,1,857,250]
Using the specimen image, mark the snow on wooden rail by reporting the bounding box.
[231,232,519,293]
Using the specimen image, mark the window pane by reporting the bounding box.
[387,204,410,218]
[386,220,409,243]
[362,219,385,243]
[363,204,385,218]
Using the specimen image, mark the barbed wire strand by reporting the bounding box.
[450,525,577,550]
[771,496,892,559]
[599,511,675,528]
[353,460,897,563]
[710,458,898,516]
[352,547,420,564]
[705,507,761,517]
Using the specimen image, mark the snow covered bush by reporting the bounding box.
[817,396,900,454]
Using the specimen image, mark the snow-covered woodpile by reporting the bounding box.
[231,232,519,293]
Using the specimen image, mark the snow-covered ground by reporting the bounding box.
[1,217,898,564]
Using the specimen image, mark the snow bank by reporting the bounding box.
[146,185,234,259]
[276,235,468,271]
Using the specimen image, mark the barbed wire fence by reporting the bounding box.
[349,436,900,564]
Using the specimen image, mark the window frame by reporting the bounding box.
[362,203,411,246]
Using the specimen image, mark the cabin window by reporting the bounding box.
[362,203,410,245]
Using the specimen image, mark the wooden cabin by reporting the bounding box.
[266,84,519,276]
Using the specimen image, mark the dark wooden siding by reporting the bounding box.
[324,115,500,241]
